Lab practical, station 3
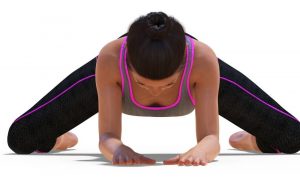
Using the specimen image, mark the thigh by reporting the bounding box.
[217,58,300,153]
[118,31,300,153]
[8,57,98,154]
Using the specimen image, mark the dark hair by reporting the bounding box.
[126,11,186,80]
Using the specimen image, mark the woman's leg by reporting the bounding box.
[7,33,129,154]
[186,33,300,154]
[7,57,99,154]
[217,58,300,153]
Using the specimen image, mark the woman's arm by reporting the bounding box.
[195,135,220,163]
[95,45,123,162]
[99,133,123,162]
[194,41,220,143]
[95,45,156,165]
[163,41,220,166]
[194,41,220,159]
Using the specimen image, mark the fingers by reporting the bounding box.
[112,154,208,166]
[163,155,208,166]
[117,155,133,165]
[181,156,194,166]
[182,157,207,166]
[139,155,156,165]
[196,157,208,166]
[163,155,180,165]
[178,159,206,166]
[191,160,199,166]
[124,155,133,165]
[112,154,156,165]
[132,155,141,165]
[112,155,121,165]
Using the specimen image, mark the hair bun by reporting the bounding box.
[145,12,171,40]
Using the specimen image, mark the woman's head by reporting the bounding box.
[126,11,186,82]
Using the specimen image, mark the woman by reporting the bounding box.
[7,11,300,166]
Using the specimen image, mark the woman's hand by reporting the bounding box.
[112,144,156,165]
[163,145,209,166]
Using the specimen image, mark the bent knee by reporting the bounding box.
[279,145,300,154]
[7,122,37,154]
[277,126,300,154]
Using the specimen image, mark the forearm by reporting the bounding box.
[196,135,220,162]
[99,132,123,162]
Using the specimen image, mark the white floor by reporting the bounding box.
[1,0,300,189]
[1,113,300,190]
[2,150,300,190]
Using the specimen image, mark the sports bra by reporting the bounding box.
[119,34,196,117]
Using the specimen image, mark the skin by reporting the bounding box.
[50,131,78,151]
[128,62,184,98]
[50,35,262,162]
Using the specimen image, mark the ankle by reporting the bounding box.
[250,135,262,153]
[52,135,64,150]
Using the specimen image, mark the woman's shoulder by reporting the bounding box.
[97,36,218,89]
[96,37,125,88]
[192,38,218,69]
[98,37,125,59]
[189,38,219,85]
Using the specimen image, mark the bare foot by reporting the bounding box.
[51,132,78,151]
[229,131,262,153]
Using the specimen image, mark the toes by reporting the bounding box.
[66,132,78,148]
[229,131,248,147]
[229,131,259,152]
[52,132,78,151]
[229,131,246,142]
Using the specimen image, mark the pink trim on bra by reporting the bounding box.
[123,35,190,110]
[186,36,196,106]
[119,37,126,96]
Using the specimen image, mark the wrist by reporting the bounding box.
[195,135,220,161]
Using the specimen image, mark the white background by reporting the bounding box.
[1,0,300,189]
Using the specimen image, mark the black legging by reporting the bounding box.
[7,32,300,154]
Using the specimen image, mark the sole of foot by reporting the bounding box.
[51,132,78,151]
[229,131,262,153]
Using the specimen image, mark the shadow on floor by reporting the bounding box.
[4,148,299,167]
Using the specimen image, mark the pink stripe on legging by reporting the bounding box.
[218,77,300,154]
[13,62,298,154]
[219,77,300,123]
[189,77,299,123]
[13,74,96,123]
